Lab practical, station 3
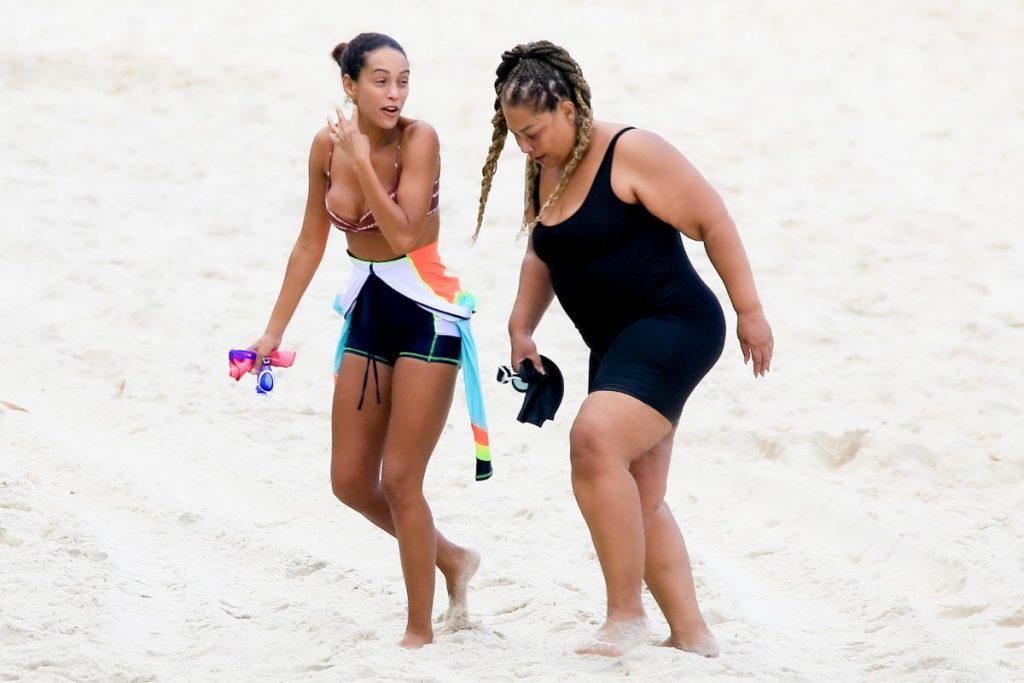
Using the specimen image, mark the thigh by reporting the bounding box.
[331,352,394,484]
[379,356,459,485]
[571,390,674,468]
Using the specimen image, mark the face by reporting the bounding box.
[343,47,410,129]
[502,99,577,168]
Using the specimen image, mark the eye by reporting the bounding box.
[376,79,387,86]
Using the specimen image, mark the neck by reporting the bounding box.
[360,121,401,150]
[550,153,572,175]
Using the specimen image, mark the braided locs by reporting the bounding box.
[474,41,594,239]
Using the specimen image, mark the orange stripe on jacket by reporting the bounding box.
[471,424,489,447]
[407,242,460,303]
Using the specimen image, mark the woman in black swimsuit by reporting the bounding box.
[475,41,774,658]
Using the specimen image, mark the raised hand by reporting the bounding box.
[327,104,371,163]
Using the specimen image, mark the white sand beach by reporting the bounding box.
[2,0,1022,680]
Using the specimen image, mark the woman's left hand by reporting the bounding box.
[327,105,371,164]
[737,308,773,377]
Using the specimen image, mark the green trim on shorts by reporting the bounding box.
[398,350,461,366]
[342,348,395,366]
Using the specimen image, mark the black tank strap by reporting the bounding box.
[596,126,636,181]
[609,126,636,145]
[532,126,636,215]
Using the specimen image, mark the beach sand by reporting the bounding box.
[2,1,1022,680]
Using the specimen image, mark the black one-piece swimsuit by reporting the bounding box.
[531,127,726,424]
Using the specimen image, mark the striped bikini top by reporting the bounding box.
[325,143,440,234]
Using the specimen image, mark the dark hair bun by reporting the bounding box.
[330,34,405,78]
[331,42,348,65]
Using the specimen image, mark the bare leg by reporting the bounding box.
[379,357,459,648]
[569,391,672,656]
[631,430,720,657]
[330,355,477,644]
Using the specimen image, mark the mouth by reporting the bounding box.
[382,106,400,116]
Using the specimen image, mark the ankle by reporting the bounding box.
[436,545,463,575]
[405,623,433,637]
[606,608,647,624]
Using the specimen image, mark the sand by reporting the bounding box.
[2,0,1022,680]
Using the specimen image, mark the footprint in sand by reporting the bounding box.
[478,576,518,589]
[813,429,866,468]
[938,603,989,619]
[177,512,200,526]
[219,599,253,620]
[996,609,1024,628]
[0,527,24,547]
[286,557,328,578]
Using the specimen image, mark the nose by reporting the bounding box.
[386,82,399,100]
[515,137,534,155]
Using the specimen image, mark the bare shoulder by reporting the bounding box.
[612,126,725,238]
[312,125,333,149]
[614,127,685,169]
[313,125,332,144]
[400,118,440,150]
[613,127,708,197]
[310,126,334,167]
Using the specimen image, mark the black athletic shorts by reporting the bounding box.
[343,273,461,367]
[587,313,725,424]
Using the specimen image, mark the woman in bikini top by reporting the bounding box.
[246,32,483,650]
[320,59,443,262]
[324,141,440,234]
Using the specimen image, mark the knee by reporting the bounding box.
[639,496,667,521]
[380,467,423,510]
[634,450,671,519]
[569,418,617,478]
[331,471,376,511]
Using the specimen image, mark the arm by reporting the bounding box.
[250,130,332,367]
[331,109,439,254]
[508,235,555,369]
[618,130,774,376]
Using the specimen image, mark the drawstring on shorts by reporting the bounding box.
[356,267,383,411]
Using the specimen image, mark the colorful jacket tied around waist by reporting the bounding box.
[332,242,492,481]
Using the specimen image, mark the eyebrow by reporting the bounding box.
[516,124,538,135]
[371,68,411,75]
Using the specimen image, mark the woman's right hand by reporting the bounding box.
[327,105,371,165]
[510,330,544,375]
[248,332,283,374]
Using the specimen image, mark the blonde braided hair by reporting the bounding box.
[474,41,594,239]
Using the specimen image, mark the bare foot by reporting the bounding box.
[575,617,651,657]
[661,628,721,658]
[398,630,433,649]
[439,548,480,629]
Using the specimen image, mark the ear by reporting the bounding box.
[342,74,356,100]
[558,99,576,123]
